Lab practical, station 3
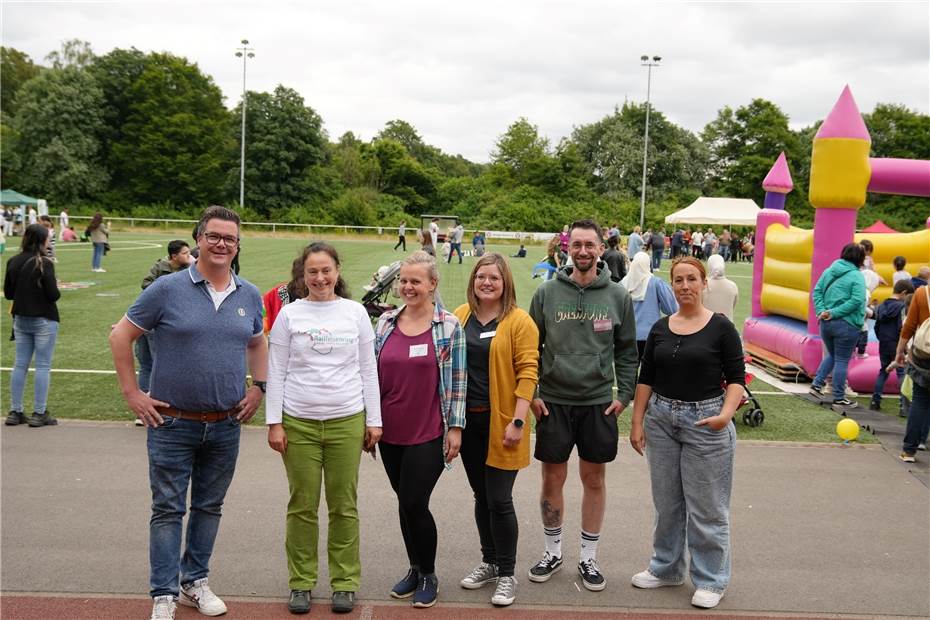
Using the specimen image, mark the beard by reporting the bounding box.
[573,256,596,272]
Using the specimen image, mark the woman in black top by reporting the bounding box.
[628,257,744,610]
[4,224,61,427]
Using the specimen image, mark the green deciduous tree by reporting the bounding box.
[10,66,108,204]
[112,53,231,205]
[45,39,95,69]
[1,47,42,118]
[229,85,330,216]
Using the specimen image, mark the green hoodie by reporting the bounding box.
[812,258,867,329]
[529,262,638,406]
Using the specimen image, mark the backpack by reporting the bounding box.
[913,286,930,357]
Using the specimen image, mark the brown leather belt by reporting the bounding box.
[156,406,237,423]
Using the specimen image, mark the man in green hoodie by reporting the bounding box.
[526,219,638,592]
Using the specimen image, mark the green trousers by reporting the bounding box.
[282,411,365,591]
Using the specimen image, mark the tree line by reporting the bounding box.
[2,40,928,233]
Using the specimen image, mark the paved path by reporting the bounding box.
[2,422,928,618]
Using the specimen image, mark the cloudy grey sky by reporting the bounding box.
[3,0,928,162]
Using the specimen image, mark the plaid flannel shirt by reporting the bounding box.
[375,303,467,432]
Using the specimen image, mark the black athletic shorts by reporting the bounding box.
[534,401,619,464]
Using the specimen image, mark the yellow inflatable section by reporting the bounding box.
[760,224,814,321]
[855,229,930,302]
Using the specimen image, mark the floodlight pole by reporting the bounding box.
[639,55,661,229]
[235,40,255,209]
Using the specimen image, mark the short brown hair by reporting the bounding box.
[197,205,240,239]
[670,256,706,281]
[466,253,517,319]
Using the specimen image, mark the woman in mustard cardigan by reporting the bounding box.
[454,253,539,607]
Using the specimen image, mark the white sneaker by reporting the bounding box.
[631,570,684,588]
[460,562,498,589]
[150,595,176,620]
[180,578,227,616]
[691,588,724,608]
[491,575,517,606]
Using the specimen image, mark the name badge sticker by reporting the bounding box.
[409,344,428,358]
[593,319,612,333]
[480,331,497,339]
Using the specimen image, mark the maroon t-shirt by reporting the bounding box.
[378,328,443,445]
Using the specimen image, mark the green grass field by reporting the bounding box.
[0,228,879,443]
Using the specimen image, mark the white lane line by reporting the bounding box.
[0,367,116,374]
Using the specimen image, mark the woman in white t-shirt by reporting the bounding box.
[266,242,382,615]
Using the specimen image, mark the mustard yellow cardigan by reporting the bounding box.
[454,304,539,470]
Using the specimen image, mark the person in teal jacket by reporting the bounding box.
[810,243,868,407]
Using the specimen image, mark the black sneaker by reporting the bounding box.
[808,385,824,398]
[390,568,419,599]
[27,411,57,427]
[527,552,562,583]
[288,589,310,614]
[331,591,355,614]
[831,398,854,408]
[5,410,25,426]
[577,559,606,591]
[868,400,882,411]
[412,574,438,608]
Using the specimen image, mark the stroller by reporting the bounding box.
[737,363,765,427]
[361,261,401,320]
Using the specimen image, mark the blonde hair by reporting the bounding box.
[401,250,440,284]
[466,253,517,319]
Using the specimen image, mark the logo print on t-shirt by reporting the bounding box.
[309,328,334,354]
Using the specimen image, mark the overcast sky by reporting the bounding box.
[3,0,928,162]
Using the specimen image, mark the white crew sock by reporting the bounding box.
[580,529,600,562]
[544,525,562,558]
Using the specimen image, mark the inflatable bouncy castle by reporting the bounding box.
[744,86,930,394]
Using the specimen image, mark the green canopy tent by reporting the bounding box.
[0,189,40,206]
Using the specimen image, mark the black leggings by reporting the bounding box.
[379,436,445,574]
[459,412,519,576]
[394,235,406,251]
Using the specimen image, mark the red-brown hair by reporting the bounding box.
[670,256,706,281]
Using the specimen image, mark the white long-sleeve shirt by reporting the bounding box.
[265,297,381,426]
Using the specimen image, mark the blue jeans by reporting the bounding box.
[135,333,154,393]
[147,415,241,597]
[719,245,730,261]
[446,242,463,263]
[644,393,735,593]
[92,241,105,269]
[903,377,930,454]
[813,318,860,402]
[651,248,663,270]
[10,316,59,414]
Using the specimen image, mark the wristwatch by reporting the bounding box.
[512,418,525,429]
[252,380,267,393]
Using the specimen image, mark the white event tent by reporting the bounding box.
[664,197,761,227]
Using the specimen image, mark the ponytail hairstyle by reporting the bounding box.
[293,242,350,299]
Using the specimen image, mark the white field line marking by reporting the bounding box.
[0,367,116,374]
[52,241,162,252]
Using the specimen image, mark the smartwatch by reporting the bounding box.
[253,380,267,393]
[512,418,525,429]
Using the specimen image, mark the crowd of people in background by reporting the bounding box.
[3,205,928,619]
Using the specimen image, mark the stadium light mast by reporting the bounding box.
[639,54,661,229]
[235,39,255,209]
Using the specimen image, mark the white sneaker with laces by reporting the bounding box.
[631,570,684,589]
[150,595,176,620]
[691,588,724,608]
[180,578,227,616]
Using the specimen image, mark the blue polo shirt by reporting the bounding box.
[126,263,263,411]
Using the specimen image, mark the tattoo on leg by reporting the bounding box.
[541,500,561,527]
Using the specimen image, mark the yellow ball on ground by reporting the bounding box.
[836,418,860,441]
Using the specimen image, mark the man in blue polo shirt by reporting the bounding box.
[109,205,268,620]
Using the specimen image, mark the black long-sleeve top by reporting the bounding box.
[4,253,61,322]
[639,313,744,401]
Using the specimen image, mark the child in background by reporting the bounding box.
[870,280,915,412]
[859,239,888,286]
[892,256,911,285]
[857,270,881,358]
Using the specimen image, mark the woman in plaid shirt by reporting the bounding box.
[374,251,466,608]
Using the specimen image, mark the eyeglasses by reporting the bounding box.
[203,232,240,247]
